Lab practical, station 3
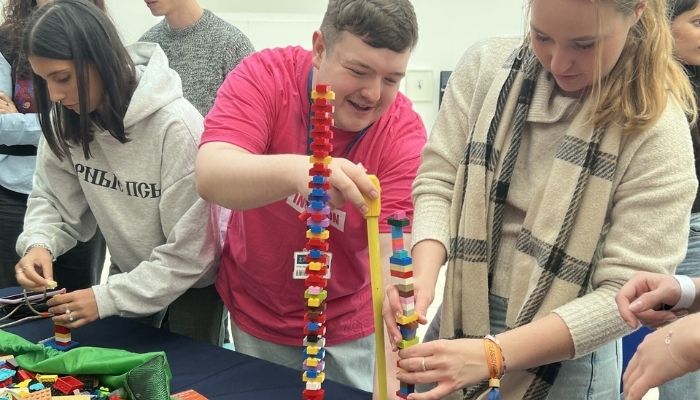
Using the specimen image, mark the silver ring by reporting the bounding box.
[68,313,74,322]
[65,308,71,315]
[421,357,427,372]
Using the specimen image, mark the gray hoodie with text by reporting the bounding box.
[17,42,218,319]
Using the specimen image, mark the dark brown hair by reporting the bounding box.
[320,0,418,53]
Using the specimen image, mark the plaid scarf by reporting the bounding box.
[438,45,623,400]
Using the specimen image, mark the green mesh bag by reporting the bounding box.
[0,330,172,399]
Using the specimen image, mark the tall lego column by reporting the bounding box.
[389,211,418,399]
[301,84,335,400]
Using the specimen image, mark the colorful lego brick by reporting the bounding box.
[0,369,15,388]
[303,324,326,336]
[303,347,326,359]
[396,312,418,325]
[26,388,51,400]
[302,388,325,400]
[399,323,419,339]
[397,336,419,349]
[34,374,57,383]
[305,381,322,391]
[391,269,414,279]
[54,325,71,334]
[53,376,84,394]
[42,338,79,351]
[396,280,415,293]
[311,89,335,101]
[170,389,209,400]
[390,254,413,266]
[17,369,34,381]
[302,371,326,384]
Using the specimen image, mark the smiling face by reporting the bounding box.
[529,0,643,96]
[28,56,104,114]
[311,30,411,132]
[672,3,700,66]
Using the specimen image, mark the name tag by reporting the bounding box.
[293,251,332,279]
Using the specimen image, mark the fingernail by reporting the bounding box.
[370,190,378,199]
[629,301,643,312]
[360,205,369,214]
[357,162,367,172]
[664,316,678,323]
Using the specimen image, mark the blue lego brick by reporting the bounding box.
[390,255,413,266]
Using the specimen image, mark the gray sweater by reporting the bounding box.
[17,43,218,319]
[140,9,254,116]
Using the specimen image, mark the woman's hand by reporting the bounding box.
[623,314,700,400]
[47,288,99,328]
[396,338,488,400]
[0,92,18,114]
[14,247,54,291]
[616,271,686,329]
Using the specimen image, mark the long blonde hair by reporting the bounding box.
[528,0,697,133]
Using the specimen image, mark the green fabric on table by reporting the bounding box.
[0,330,172,399]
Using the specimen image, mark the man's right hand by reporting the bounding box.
[311,158,378,214]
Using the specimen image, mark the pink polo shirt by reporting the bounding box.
[202,46,426,346]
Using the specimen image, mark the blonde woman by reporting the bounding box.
[382,0,697,399]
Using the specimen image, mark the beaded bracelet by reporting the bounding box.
[483,334,506,400]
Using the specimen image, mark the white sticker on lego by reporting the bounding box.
[293,251,332,279]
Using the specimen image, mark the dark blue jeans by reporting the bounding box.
[0,184,106,291]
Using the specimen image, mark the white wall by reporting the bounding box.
[106,0,526,131]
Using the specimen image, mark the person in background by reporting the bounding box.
[140,0,253,117]
[0,0,107,292]
[196,0,426,393]
[140,0,254,304]
[382,0,697,399]
[14,0,222,346]
[616,272,700,400]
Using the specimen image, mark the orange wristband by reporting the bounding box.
[483,334,505,387]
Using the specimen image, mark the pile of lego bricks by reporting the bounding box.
[300,84,335,400]
[389,212,419,399]
[0,354,125,399]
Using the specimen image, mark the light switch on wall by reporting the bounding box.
[405,70,434,102]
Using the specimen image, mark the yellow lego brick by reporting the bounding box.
[306,358,319,367]
[396,313,418,325]
[302,371,326,383]
[397,336,419,349]
[35,374,58,383]
[309,155,332,165]
[307,261,325,271]
[306,229,330,240]
[306,345,319,355]
[311,90,336,100]
[54,332,71,341]
[307,298,320,307]
[304,290,328,301]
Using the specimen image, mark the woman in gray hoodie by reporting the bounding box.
[13,0,224,345]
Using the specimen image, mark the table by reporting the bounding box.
[0,287,371,399]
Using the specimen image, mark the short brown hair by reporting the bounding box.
[320,0,418,53]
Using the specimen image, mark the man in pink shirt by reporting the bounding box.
[196,0,425,394]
